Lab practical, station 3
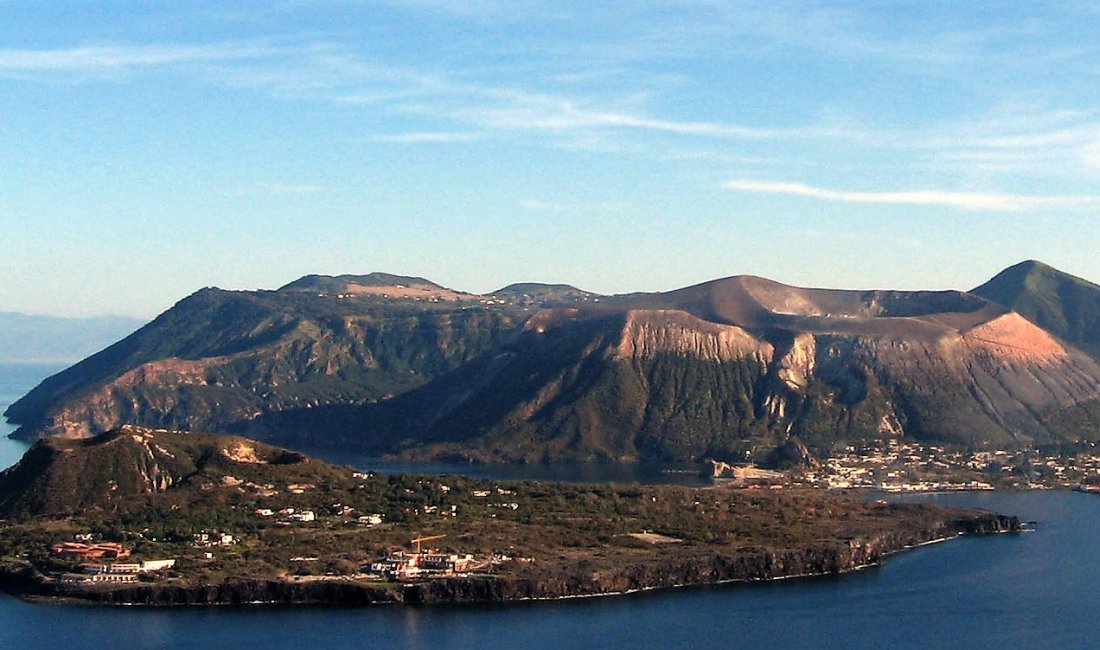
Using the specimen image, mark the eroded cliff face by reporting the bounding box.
[383,297,1100,463]
[776,333,816,391]
[856,316,1100,446]
[616,310,773,363]
[608,306,1100,448]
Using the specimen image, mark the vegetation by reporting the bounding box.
[0,427,1017,605]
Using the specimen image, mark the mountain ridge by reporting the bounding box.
[8,262,1100,462]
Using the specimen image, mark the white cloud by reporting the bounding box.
[1082,140,1100,170]
[520,199,555,211]
[906,106,1100,175]
[3,36,1094,187]
[0,39,854,150]
[724,179,1100,213]
[454,88,849,143]
[469,102,782,139]
[0,42,275,76]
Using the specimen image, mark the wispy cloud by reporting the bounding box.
[0,39,893,153]
[1083,139,1100,170]
[911,107,1100,175]
[443,84,861,149]
[0,42,276,77]
[2,33,1095,189]
[644,1,1097,78]
[724,179,1100,213]
[378,0,551,20]
[464,99,798,140]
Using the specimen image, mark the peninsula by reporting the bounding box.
[0,426,1019,606]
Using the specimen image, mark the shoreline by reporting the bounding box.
[0,512,1019,608]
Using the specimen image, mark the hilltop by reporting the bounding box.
[973,260,1100,359]
[0,426,317,519]
[7,263,1100,463]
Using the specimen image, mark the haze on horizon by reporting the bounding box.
[2,2,1099,319]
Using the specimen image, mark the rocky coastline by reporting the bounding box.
[0,511,1018,607]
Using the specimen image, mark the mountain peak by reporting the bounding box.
[1011,259,1052,271]
[278,272,442,293]
[11,265,1100,463]
[491,282,598,306]
[974,261,1100,358]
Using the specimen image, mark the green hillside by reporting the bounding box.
[974,260,1100,359]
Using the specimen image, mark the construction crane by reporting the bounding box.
[410,534,446,554]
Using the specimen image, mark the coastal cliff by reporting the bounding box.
[0,511,1017,606]
[0,427,1020,607]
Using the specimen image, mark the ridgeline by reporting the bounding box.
[7,262,1100,463]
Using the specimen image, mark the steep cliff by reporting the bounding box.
[357,288,1100,461]
[5,284,526,440]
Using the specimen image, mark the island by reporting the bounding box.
[0,426,1019,606]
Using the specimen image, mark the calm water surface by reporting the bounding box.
[0,363,60,466]
[2,364,1098,649]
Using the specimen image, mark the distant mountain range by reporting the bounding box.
[7,262,1100,463]
[0,312,145,364]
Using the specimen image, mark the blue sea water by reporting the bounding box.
[0,363,62,467]
[1,364,1099,649]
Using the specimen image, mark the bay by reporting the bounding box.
[0,363,61,467]
[1,364,1098,648]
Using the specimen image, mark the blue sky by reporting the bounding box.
[2,1,1099,317]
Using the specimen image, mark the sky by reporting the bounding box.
[2,1,1099,318]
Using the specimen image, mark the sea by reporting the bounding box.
[1,363,1099,649]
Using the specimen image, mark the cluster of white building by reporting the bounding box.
[65,559,177,584]
[368,551,475,580]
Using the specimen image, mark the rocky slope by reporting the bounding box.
[7,264,1100,461]
[0,425,326,519]
[973,260,1100,360]
[350,277,1100,461]
[4,280,531,440]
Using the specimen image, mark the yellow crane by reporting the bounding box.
[410,534,446,554]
